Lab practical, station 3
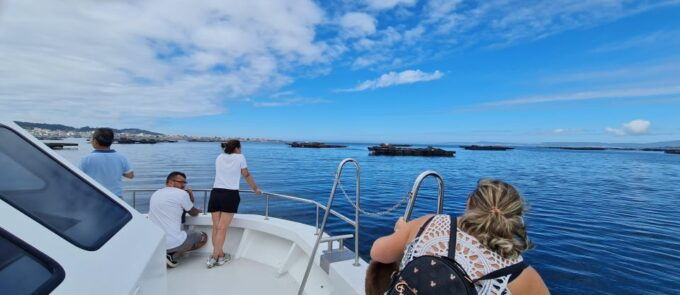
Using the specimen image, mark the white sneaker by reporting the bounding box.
[216,253,232,266]
[206,256,217,269]
[166,254,178,268]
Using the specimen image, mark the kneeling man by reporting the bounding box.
[149,171,207,267]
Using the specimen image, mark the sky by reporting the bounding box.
[1,0,679,143]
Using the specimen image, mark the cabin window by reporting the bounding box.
[0,227,65,294]
[0,126,132,250]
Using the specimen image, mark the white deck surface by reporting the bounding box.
[163,214,366,295]
[168,252,299,295]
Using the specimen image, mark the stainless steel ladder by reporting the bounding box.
[403,170,445,221]
[298,158,361,295]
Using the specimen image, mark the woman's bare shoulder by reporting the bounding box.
[507,266,550,295]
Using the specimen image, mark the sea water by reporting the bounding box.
[55,140,680,294]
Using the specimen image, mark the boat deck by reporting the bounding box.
[168,252,299,294]
[159,214,364,295]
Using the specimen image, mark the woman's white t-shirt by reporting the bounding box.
[213,153,247,190]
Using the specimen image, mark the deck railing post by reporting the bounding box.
[132,191,136,209]
[353,162,361,266]
[203,191,208,215]
[265,195,270,220]
[315,204,320,235]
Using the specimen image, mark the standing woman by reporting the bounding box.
[207,139,262,268]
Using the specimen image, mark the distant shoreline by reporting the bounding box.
[40,137,680,155]
[16,121,680,150]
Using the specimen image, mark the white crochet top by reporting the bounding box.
[399,215,523,295]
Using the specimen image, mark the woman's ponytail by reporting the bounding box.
[459,180,533,259]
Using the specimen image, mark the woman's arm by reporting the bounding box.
[241,168,262,194]
[370,215,433,263]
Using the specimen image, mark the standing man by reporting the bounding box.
[149,171,207,267]
[80,128,134,197]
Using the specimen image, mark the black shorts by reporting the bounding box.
[208,188,240,213]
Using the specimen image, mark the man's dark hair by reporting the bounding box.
[166,171,187,184]
[222,139,241,154]
[93,128,114,147]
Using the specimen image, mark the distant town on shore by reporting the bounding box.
[15,121,284,144]
[14,121,680,151]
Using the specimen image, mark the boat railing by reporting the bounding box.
[403,170,445,221]
[299,158,361,295]
[123,188,358,247]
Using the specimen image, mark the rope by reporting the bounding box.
[337,181,410,217]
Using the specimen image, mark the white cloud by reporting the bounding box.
[270,90,296,98]
[340,12,377,38]
[540,61,680,85]
[403,26,426,44]
[2,0,679,127]
[479,85,680,107]
[424,0,462,23]
[0,0,328,126]
[254,92,329,107]
[253,97,329,107]
[606,119,651,136]
[549,128,586,136]
[591,30,680,53]
[340,69,443,92]
[349,0,680,68]
[351,55,387,68]
[366,0,417,11]
[468,0,678,46]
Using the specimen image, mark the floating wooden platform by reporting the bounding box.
[368,144,454,157]
[461,145,514,151]
[44,142,78,150]
[549,147,607,151]
[288,142,347,148]
[641,148,667,152]
[37,136,65,140]
[188,139,221,142]
[117,138,159,144]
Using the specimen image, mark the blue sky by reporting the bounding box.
[1,0,679,143]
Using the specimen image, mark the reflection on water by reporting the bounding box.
[56,139,680,294]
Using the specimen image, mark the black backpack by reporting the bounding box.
[387,215,527,295]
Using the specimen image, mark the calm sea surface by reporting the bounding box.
[55,140,680,294]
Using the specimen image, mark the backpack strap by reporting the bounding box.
[447,215,457,259]
[471,261,529,284]
[415,215,435,238]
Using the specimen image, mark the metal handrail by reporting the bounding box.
[123,189,356,240]
[298,158,361,295]
[403,170,445,221]
[124,160,363,295]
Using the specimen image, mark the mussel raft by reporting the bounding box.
[368,144,455,157]
[288,142,347,148]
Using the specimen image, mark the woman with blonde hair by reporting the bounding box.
[368,179,549,294]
